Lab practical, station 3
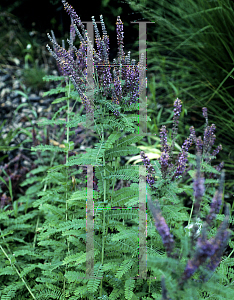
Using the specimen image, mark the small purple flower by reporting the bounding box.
[116,16,125,64]
[215,161,224,173]
[181,135,193,152]
[172,151,189,180]
[196,136,203,155]
[173,98,182,119]
[211,144,222,158]
[203,124,216,155]
[160,125,170,154]
[170,134,193,179]
[193,173,205,202]
[189,126,196,143]
[202,107,208,124]
[140,151,156,189]
[171,98,182,143]
[62,0,85,31]
[113,67,122,103]
[102,65,113,97]
[48,2,166,120]
[147,196,175,257]
[159,151,170,178]
[100,15,109,58]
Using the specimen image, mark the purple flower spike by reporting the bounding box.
[160,125,170,153]
[181,222,230,285]
[181,233,214,283]
[211,144,222,158]
[147,195,175,257]
[206,171,224,227]
[62,0,85,32]
[100,15,109,55]
[172,151,189,180]
[140,151,156,189]
[205,229,230,274]
[173,98,182,119]
[113,67,122,103]
[116,16,125,64]
[159,151,170,178]
[193,172,205,201]
[181,135,193,152]
[189,126,196,143]
[214,161,224,173]
[203,206,231,280]
[196,136,203,155]
[172,134,193,180]
[202,107,208,124]
[171,98,182,143]
[203,124,216,155]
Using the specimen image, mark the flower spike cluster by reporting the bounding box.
[180,209,231,285]
[149,153,231,292]
[141,105,224,186]
[46,1,145,116]
[171,98,182,146]
[178,156,231,287]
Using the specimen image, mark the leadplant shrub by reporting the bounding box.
[0,1,233,299]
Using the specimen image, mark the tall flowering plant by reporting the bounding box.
[46,0,145,117]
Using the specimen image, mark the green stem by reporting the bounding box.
[188,199,194,227]
[0,244,36,299]
[99,129,107,297]
[63,79,71,294]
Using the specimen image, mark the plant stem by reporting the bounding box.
[0,244,36,299]
[63,79,71,294]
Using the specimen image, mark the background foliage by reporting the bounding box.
[122,0,234,207]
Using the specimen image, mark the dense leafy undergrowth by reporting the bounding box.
[0,1,234,299]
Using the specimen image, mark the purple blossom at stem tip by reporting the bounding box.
[49,2,148,116]
[116,16,125,64]
[160,125,170,153]
[171,134,193,180]
[189,126,196,143]
[202,107,208,122]
[203,124,216,155]
[62,0,85,31]
[140,151,156,189]
[171,98,182,144]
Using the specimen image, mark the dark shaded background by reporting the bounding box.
[0,0,149,62]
